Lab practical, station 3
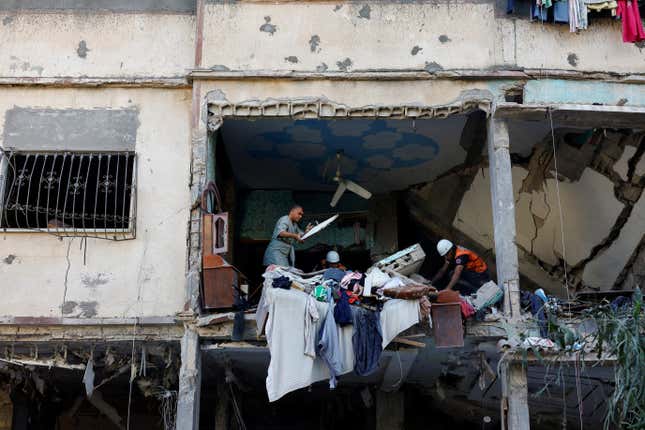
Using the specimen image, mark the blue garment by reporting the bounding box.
[610,296,631,312]
[272,276,291,290]
[317,290,343,389]
[554,0,569,22]
[352,307,383,376]
[334,291,353,326]
[323,268,345,283]
[532,2,548,21]
[521,291,548,337]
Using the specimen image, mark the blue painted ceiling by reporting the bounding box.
[220,117,470,192]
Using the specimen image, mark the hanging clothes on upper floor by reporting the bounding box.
[616,0,645,42]
[585,0,618,15]
[570,0,590,31]
[554,0,570,22]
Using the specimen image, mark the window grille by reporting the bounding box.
[0,150,137,240]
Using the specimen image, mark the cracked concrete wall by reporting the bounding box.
[202,2,645,75]
[0,11,194,78]
[0,88,191,318]
[1,2,644,82]
[452,127,645,294]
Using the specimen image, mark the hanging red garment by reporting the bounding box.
[616,0,645,43]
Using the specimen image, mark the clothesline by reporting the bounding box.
[508,0,645,43]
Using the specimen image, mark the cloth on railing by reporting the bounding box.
[262,287,419,402]
[352,307,383,376]
[340,271,363,290]
[318,291,344,389]
[323,268,346,283]
[272,276,292,290]
[378,297,420,349]
[333,290,353,326]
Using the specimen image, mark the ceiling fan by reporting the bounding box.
[329,151,372,207]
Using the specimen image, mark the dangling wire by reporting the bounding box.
[548,108,572,306]
[229,383,247,430]
[549,108,584,430]
[154,387,177,430]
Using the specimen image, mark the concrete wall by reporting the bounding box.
[2,1,643,80]
[0,88,191,318]
[202,1,645,74]
[0,11,194,78]
[454,130,645,293]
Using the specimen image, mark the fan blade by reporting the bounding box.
[330,182,347,207]
[344,180,372,200]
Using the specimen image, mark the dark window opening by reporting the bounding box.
[1,151,136,239]
[214,216,227,250]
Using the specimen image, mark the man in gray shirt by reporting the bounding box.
[263,205,312,267]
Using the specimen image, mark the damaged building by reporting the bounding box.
[0,0,644,429]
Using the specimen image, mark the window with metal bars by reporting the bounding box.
[0,151,137,240]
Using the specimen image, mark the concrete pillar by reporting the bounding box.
[487,116,522,316]
[376,391,404,430]
[185,0,207,313]
[500,361,530,430]
[487,116,530,430]
[176,327,201,430]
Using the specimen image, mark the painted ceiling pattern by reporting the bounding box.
[221,117,468,192]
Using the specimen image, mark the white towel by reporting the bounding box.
[379,298,421,349]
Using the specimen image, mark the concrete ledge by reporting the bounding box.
[189,68,645,84]
[0,322,184,342]
[0,316,179,325]
[495,102,645,127]
[0,76,190,88]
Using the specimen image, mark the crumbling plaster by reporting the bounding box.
[202,80,497,115]
[201,2,645,75]
[0,88,191,318]
[453,129,645,293]
[582,191,645,289]
[614,145,645,181]
[519,169,623,268]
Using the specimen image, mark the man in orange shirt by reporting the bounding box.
[431,239,491,295]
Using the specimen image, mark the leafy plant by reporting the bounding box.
[509,288,644,429]
[586,288,644,430]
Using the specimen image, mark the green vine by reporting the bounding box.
[509,288,644,429]
[585,288,644,430]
